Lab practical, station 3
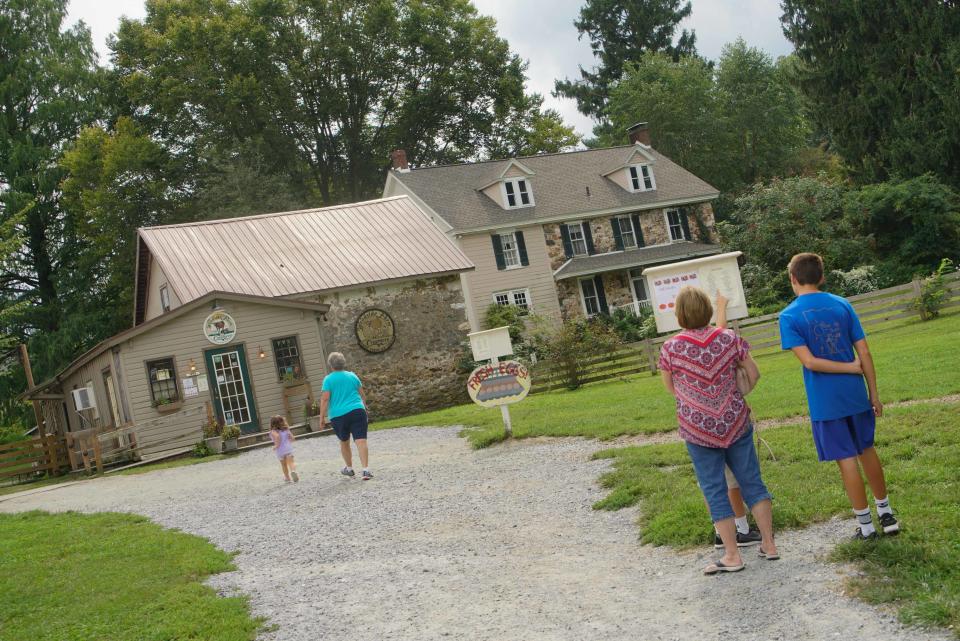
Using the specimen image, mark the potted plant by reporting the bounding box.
[221,424,241,451]
[202,418,223,453]
[305,400,323,432]
[282,368,307,388]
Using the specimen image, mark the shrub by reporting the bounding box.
[529,318,621,390]
[827,265,879,297]
[914,258,956,319]
[221,424,241,440]
[596,308,658,342]
[0,426,27,444]
[483,303,526,346]
[192,441,212,457]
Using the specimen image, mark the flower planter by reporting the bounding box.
[155,400,184,414]
[308,415,324,432]
[283,378,309,389]
[222,437,238,452]
[204,436,222,453]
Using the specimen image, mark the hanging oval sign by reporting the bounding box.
[466,360,531,408]
[203,310,237,345]
[355,308,396,353]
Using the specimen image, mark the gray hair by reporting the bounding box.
[327,351,347,371]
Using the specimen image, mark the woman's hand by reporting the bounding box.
[715,290,729,310]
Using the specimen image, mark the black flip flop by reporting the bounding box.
[704,559,745,574]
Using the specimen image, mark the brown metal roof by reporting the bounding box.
[138,196,475,305]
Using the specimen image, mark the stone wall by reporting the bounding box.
[307,275,471,419]
[543,224,566,271]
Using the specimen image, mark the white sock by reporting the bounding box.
[735,516,750,535]
[875,496,892,517]
[854,507,876,535]
[344,466,353,472]
[363,468,370,473]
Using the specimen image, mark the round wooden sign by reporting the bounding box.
[355,308,396,353]
[203,310,237,345]
[466,360,531,408]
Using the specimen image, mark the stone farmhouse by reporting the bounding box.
[383,123,722,330]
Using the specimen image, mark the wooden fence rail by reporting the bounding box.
[0,435,69,480]
[530,272,960,393]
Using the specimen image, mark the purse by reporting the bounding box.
[735,362,756,396]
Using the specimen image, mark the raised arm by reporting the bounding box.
[715,291,729,329]
[789,346,863,375]
[853,338,882,416]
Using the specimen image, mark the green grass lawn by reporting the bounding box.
[592,401,960,634]
[0,511,261,641]
[373,311,960,448]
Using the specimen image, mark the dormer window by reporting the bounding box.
[503,178,533,208]
[629,164,655,192]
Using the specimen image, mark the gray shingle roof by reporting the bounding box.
[391,144,719,233]
[554,242,720,280]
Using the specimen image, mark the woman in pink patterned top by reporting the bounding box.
[659,287,778,574]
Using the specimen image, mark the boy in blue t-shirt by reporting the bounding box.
[779,253,899,540]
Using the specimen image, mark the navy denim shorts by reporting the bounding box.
[685,426,772,522]
[331,408,368,442]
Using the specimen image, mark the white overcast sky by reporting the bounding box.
[67,0,793,137]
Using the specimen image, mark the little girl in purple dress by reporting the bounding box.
[270,415,299,483]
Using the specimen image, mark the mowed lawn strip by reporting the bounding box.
[373,312,960,448]
[0,511,261,641]
[592,402,960,634]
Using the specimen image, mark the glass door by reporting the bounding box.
[204,345,259,434]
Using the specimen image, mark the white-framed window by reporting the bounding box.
[628,164,655,192]
[616,216,638,248]
[666,208,687,242]
[566,222,588,256]
[580,278,601,316]
[503,178,533,208]
[159,284,171,312]
[499,232,521,268]
[493,288,531,312]
[629,268,648,302]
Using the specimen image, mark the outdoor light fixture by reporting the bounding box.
[189,359,197,373]
[258,345,266,359]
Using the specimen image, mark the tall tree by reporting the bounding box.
[782,1,960,187]
[554,0,697,121]
[112,0,565,204]
[486,93,582,159]
[0,0,102,338]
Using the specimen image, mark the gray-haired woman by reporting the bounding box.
[319,352,372,480]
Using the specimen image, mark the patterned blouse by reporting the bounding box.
[658,326,752,448]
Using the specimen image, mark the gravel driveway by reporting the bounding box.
[0,427,948,641]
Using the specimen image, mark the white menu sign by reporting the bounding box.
[643,252,747,333]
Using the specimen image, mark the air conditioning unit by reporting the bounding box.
[72,387,97,412]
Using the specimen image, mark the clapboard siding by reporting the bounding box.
[143,256,182,322]
[120,299,328,460]
[61,351,115,432]
[458,225,562,328]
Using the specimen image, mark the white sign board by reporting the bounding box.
[468,326,514,362]
[643,251,747,333]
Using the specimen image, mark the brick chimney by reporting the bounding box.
[391,149,410,173]
[627,122,651,146]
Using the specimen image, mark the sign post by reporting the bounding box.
[466,327,531,438]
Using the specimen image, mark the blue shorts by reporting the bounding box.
[331,408,368,442]
[811,409,875,462]
[685,426,773,522]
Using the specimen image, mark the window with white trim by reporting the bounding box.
[499,232,521,268]
[629,268,648,302]
[666,208,686,241]
[628,164,655,191]
[580,278,601,316]
[616,216,638,248]
[493,288,531,312]
[503,178,533,208]
[159,285,171,312]
[567,222,588,256]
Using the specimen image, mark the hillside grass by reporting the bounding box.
[0,511,261,641]
[591,401,960,635]
[373,311,960,447]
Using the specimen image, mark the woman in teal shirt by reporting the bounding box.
[320,352,372,480]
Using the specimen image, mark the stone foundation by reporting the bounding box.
[308,275,471,419]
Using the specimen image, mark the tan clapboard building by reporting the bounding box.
[23,197,474,463]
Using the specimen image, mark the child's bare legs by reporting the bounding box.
[279,457,291,481]
[836,456,869,510]
[356,439,369,469]
[750,498,777,555]
[339,439,353,468]
[729,487,748,518]
[857,447,887,500]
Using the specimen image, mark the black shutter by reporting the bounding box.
[631,214,645,247]
[515,231,529,266]
[584,223,596,255]
[680,209,692,241]
[610,218,624,251]
[560,224,573,258]
[491,234,506,270]
[594,275,609,314]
